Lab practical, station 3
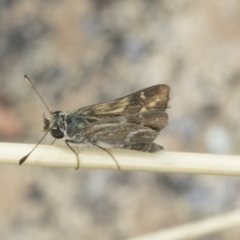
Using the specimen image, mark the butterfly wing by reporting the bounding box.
[67,84,170,123]
[73,111,167,152]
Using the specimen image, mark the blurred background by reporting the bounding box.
[1,0,240,239]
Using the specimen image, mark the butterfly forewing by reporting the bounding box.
[68,84,169,122]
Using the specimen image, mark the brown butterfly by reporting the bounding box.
[20,75,170,170]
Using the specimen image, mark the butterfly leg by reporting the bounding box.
[87,140,120,170]
[65,139,81,170]
[65,139,121,170]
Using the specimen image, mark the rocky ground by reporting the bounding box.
[1,0,240,239]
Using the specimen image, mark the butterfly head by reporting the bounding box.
[43,111,67,139]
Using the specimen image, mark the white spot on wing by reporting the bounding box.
[140,92,146,99]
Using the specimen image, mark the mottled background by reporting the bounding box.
[1,0,240,239]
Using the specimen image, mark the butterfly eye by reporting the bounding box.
[51,128,64,139]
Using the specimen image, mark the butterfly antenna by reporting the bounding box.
[19,130,50,165]
[24,74,51,113]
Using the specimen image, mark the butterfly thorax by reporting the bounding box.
[65,113,98,138]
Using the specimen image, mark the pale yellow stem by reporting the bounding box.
[126,209,240,240]
[0,142,240,175]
